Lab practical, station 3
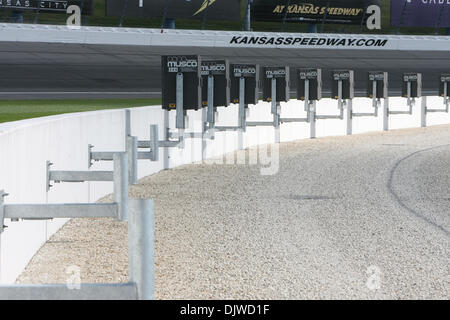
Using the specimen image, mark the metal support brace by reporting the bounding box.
[113,153,129,221]
[246,78,281,132]
[0,283,138,300]
[315,80,345,121]
[88,145,116,168]
[149,125,159,161]
[125,109,131,142]
[0,191,8,233]
[389,81,414,115]
[309,101,316,139]
[47,161,114,189]
[280,79,310,124]
[280,117,309,124]
[348,80,381,135]
[427,105,450,113]
[89,141,137,186]
[372,80,379,109]
[206,75,216,138]
[0,198,154,300]
[88,109,137,185]
[171,75,214,141]
[127,136,138,184]
[315,107,344,120]
[46,153,128,220]
[383,97,390,131]
[216,77,246,133]
[338,80,343,110]
[145,74,188,150]
[128,199,154,300]
[304,79,310,113]
[423,94,449,113]
[346,99,353,136]
[352,81,380,117]
[421,94,450,128]
[168,131,203,140]
[3,203,119,220]
[139,124,184,162]
[176,72,186,130]
[352,110,379,117]
[308,80,316,139]
[239,77,247,132]
[444,82,450,108]
[272,78,280,130]
[167,75,215,142]
[246,121,276,127]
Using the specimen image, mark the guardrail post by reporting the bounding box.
[150,125,159,162]
[0,191,8,233]
[176,73,185,130]
[238,77,246,150]
[127,136,138,185]
[163,110,170,169]
[421,96,427,128]
[271,78,281,144]
[347,99,353,135]
[125,109,131,141]
[383,97,389,131]
[114,153,129,222]
[128,199,154,300]
[309,102,316,139]
[207,75,215,136]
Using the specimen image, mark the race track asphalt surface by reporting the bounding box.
[0,41,448,100]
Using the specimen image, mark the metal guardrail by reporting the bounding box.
[0,194,154,300]
[0,144,153,300]
[0,106,185,300]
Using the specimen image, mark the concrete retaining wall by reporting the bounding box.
[1,96,448,283]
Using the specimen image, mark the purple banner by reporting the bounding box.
[391,0,450,28]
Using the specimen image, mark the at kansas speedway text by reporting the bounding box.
[229,36,388,48]
[180,304,270,318]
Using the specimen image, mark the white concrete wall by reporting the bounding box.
[1,96,449,284]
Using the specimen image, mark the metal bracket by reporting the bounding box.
[176,72,186,130]
[47,166,114,187]
[281,79,310,124]
[0,198,154,299]
[46,161,53,192]
[137,125,159,162]
[315,80,345,120]
[425,106,449,113]
[444,82,449,108]
[168,131,203,140]
[420,95,450,128]
[280,117,309,124]
[389,81,414,115]
[316,104,345,120]
[46,153,129,220]
[353,80,380,118]
[216,77,247,133]
[139,125,184,161]
[0,190,9,233]
[205,75,217,139]
[88,140,138,185]
[246,121,277,127]
[424,84,450,114]
[247,78,281,129]
[88,109,138,185]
